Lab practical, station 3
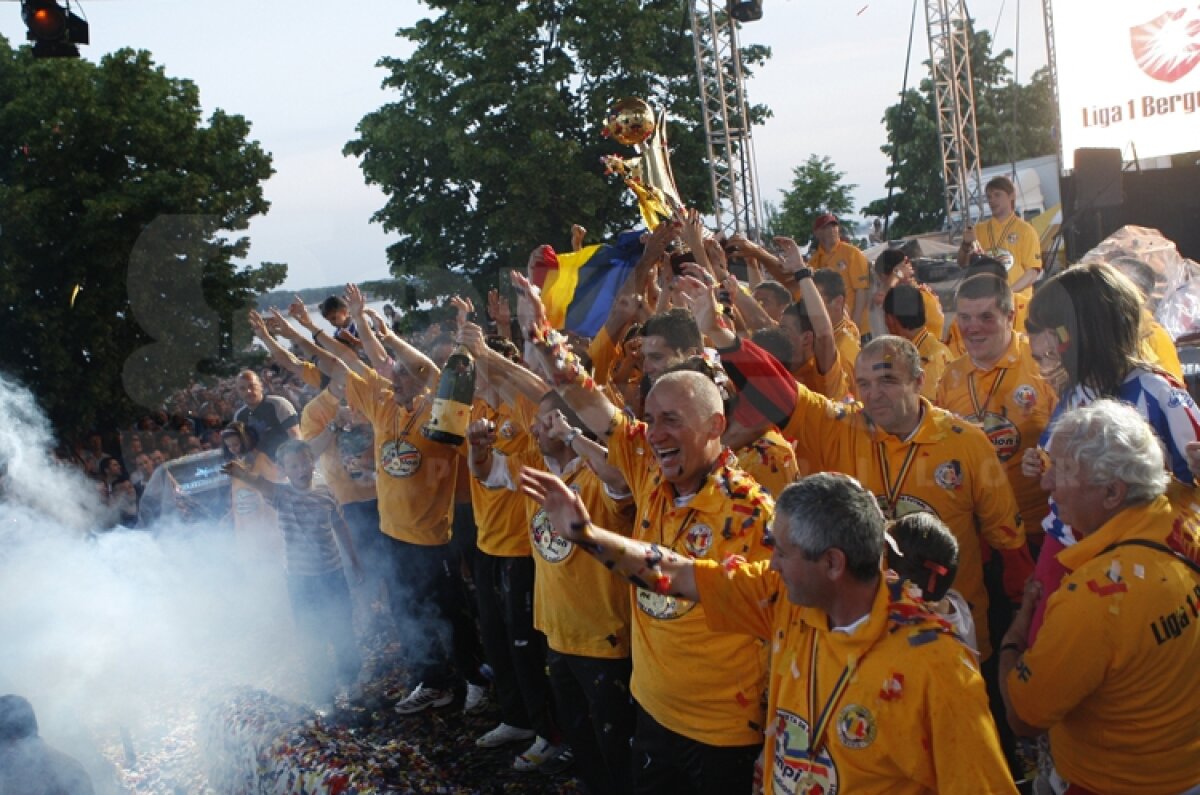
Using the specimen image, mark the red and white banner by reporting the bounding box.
[1054,1,1200,162]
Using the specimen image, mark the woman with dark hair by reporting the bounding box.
[1020,262,1200,641]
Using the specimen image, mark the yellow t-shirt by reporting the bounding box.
[810,242,871,321]
[299,360,323,389]
[607,410,774,746]
[1142,314,1184,383]
[975,214,1042,297]
[299,390,377,506]
[696,563,1017,795]
[912,329,952,403]
[736,429,800,499]
[934,334,1055,533]
[918,285,945,341]
[833,318,861,372]
[346,369,461,545]
[1008,495,1200,794]
[944,292,1030,358]
[782,391,1024,658]
[796,348,852,403]
[502,450,634,658]
[588,326,619,387]
[469,398,535,557]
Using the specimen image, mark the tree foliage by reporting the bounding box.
[346,0,769,326]
[0,39,284,440]
[764,155,857,244]
[865,24,1057,236]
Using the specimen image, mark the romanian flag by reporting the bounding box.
[532,230,645,337]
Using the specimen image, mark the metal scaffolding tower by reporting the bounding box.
[925,0,986,238]
[689,1,763,241]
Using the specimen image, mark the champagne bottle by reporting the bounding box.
[422,344,476,445]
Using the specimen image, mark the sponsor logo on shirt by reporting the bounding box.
[771,709,839,794]
[969,412,1021,462]
[531,507,573,563]
[635,588,697,620]
[1167,389,1196,410]
[380,439,422,478]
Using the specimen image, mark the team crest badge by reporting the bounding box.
[836,704,877,749]
[1006,233,1020,245]
[380,439,422,478]
[686,524,714,557]
[771,710,839,794]
[498,420,516,440]
[1012,384,1038,410]
[836,260,848,271]
[934,460,963,491]
[1167,390,1196,409]
[531,508,573,563]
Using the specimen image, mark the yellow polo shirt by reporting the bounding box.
[1142,313,1184,383]
[810,241,871,321]
[975,214,1042,298]
[782,390,1024,658]
[696,563,1017,795]
[912,329,952,403]
[299,390,377,506]
[736,429,800,498]
[608,410,774,746]
[1008,495,1200,794]
[935,334,1055,533]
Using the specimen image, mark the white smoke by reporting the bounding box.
[0,373,309,792]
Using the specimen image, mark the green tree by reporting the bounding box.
[345,0,769,329]
[865,24,1056,235]
[765,155,857,243]
[0,39,285,440]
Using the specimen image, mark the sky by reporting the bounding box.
[0,0,1049,290]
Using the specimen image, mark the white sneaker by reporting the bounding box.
[476,722,535,748]
[464,682,488,714]
[393,683,453,715]
[512,736,570,772]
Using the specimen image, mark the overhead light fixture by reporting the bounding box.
[730,0,763,22]
[21,0,89,58]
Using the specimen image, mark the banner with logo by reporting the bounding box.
[1054,1,1200,162]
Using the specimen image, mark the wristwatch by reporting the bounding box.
[563,428,582,447]
[794,267,814,281]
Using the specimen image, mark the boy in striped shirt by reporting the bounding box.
[225,439,363,705]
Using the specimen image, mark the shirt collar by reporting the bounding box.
[1057,495,1175,572]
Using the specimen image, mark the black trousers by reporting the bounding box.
[631,703,760,795]
[474,552,554,738]
[547,650,634,795]
[384,534,479,691]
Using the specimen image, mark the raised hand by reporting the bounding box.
[545,409,575,441]
[703,238,731,282]
[466,418,497,450]
[247,309,271,340]
[571,224,587,252]
[345,283,367,316]
[487,289,512,329]
[449,295,475,330]
[772,236,807,272]
[288,295,314,329]
[510,270,548,336]
[456,320,487,358]
[519,467,594,544]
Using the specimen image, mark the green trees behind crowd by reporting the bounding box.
[0,38,284,441]
[344,0,769,332]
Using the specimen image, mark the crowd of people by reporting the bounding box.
[42,175,1200,794]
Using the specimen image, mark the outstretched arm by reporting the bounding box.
[222,458,279,503]
[519,467,697,600]
[511,270,619,441]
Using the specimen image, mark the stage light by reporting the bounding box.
[20,0,88,59]
[730,0,763,22]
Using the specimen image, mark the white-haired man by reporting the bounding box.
[1001,399,1200,795]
